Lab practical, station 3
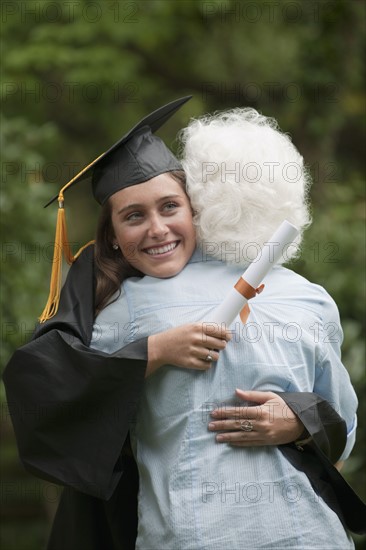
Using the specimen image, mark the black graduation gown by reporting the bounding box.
[3,245,365,550]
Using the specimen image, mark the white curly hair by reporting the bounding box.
[178,108,312,266]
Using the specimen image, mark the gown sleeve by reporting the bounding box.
[3,244,148,500]
[278,391,366,534]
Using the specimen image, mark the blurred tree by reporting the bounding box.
[0,115,59,549]
[1,116,59,365]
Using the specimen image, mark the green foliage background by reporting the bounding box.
[1,1,365,548]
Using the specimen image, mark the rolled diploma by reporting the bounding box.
[205,220,299,326]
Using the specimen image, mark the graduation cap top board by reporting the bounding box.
[39,96,192,322]
[45,95,192,207]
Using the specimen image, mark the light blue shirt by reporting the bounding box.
[91,249,357,549]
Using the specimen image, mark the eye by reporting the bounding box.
[163,202,178,212]
[126,211,143,221]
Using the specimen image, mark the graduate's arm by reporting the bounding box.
[3,245,148,500]
[4,333,147,500]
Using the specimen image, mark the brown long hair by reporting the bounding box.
[94,170,187,316]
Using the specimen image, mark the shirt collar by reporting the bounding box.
[187,246,218,265]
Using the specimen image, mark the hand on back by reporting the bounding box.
[147,323,231,376]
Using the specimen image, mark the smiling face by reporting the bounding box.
[109,173,196,278]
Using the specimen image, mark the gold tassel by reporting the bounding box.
[38,154,104,323]
[38,189,95,323]
[38,191,95,323]
[39,193,72,323]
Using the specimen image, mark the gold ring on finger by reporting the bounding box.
[240,420,254,432]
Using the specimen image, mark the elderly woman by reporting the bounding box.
[3,98,362,549]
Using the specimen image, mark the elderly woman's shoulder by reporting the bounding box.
[268,266,340,319]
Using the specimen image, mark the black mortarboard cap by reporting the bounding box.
[92,127,183,204]
[45,95,191,206]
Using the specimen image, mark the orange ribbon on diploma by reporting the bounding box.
[205,220,299,326]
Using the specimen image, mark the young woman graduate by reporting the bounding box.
[3,97,365,549]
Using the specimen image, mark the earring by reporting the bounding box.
[112,243,119,250]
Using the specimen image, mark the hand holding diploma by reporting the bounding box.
[205,220,299,326]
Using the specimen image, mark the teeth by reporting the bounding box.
[146,242,178,255]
